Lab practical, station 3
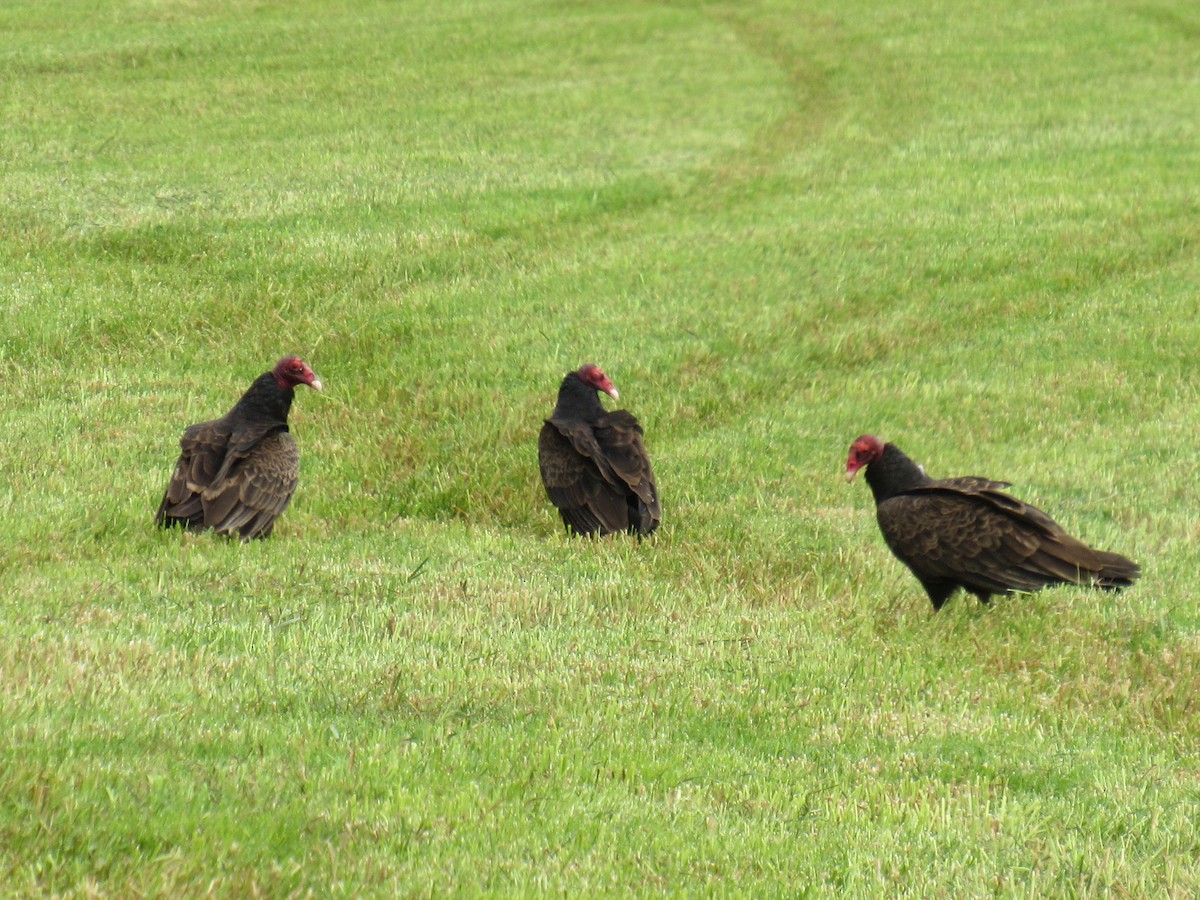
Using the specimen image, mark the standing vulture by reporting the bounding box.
[155,356,322,540]
[538,364,661,537]
[845,435,1139,610]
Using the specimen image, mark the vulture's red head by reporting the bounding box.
[578,363,618,400]
[845,434,885,483]
[273,356,323,392]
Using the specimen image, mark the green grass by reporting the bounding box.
[3,0,1200,893]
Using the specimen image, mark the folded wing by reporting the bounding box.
[878,482,1139,597]
[539,410,660,537]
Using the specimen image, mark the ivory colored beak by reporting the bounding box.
[845,469,859,483]
[310,378,323,392]
[607,388,619,400]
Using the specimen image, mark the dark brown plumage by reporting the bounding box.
[538,364,661,537]
[155,356,322,540]
[845,435,1139,610]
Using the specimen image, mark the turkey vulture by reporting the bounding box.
[155,356,322,540]
[845,435,1139,610]
[538,364,661,537]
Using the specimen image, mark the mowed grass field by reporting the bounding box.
[3,0,1200,893]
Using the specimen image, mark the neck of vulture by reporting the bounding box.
[234,372,295,425]
[864,443,930,504]
[553,373,605,421]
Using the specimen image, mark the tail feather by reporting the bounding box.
[1036,535,1140,591]
[1024,547,1091,586]
[1088,548,1140,589]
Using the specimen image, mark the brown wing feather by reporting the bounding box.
[538,411,661,536]
[155,418,233,528]
[878,485,1138,596]
[939,476,1013,492]
[156,420,298,540]
[593,411,661,522]
[200,431,299,539]
[538,422,629,534]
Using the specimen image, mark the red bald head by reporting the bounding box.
[273,356,323,392]
[578,363,618,400]
[845,434,885,483]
